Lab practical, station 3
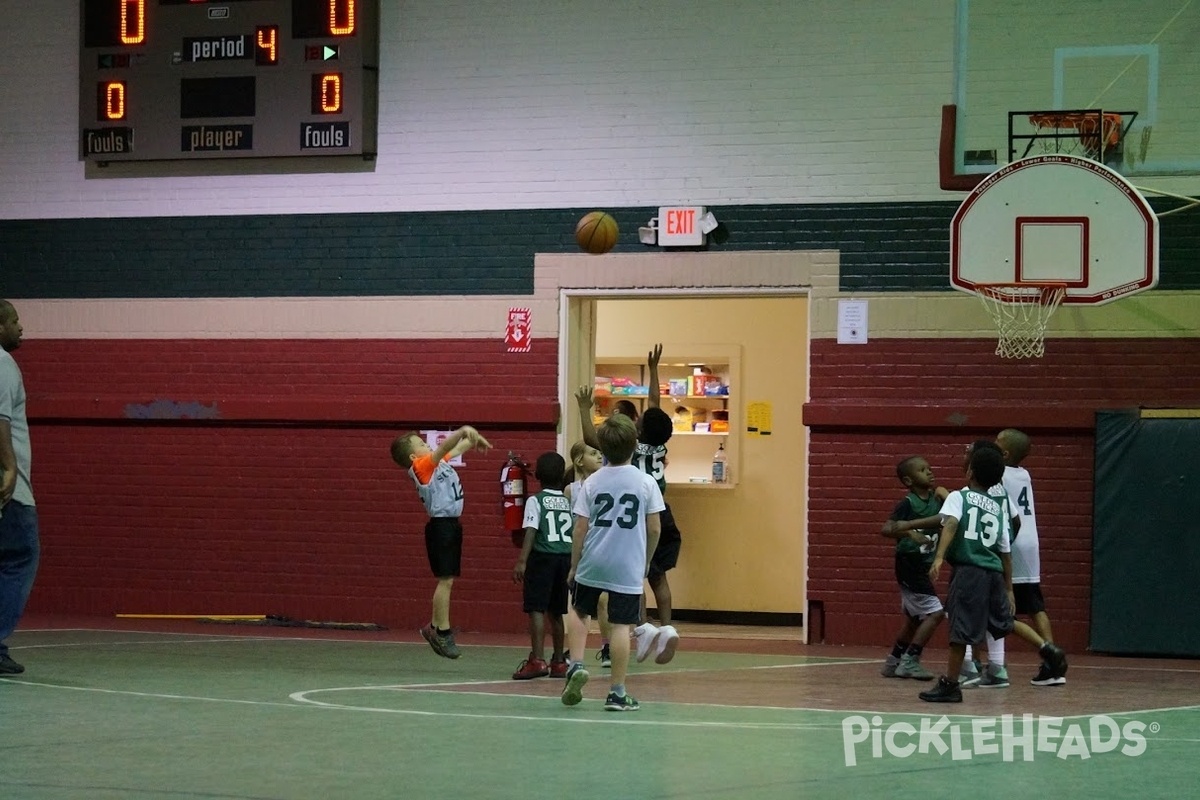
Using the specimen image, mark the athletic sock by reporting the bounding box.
[610,684,626,697]
[891,641,908,659]
[905,643,924,658]
[437,627,452,636]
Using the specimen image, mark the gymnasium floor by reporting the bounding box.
[3,615,1198,800]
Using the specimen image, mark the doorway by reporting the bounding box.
[560,292,810,626]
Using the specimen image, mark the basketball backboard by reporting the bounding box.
[951,155,1159,305]
[951,0,1200,178]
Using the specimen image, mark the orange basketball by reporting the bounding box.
[575,211,619,255]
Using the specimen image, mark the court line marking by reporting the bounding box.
[10,629,858,663]
[1,677,847,731]
[7,672,1200,727]
[16,629,1200,674]
[292,682,1200,722]
[11,630,1200,722]
[13,636,281,650]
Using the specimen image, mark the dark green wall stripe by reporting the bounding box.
[1,201,1195,299]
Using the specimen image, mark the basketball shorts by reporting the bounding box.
[572,583,641,625]
[1012,582,1047,616]
[900,586,943,620]
[424,517,462,578]
[523,551,570,615]
[946,564,1014,646]
[649,503,682,578]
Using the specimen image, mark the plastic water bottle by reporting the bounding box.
[712,442,728,484]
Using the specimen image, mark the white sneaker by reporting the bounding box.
[634,623,660,663]
[654,625,680,664]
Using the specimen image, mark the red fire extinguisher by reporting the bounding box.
[501,452,529,545]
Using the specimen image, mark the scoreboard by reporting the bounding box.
[79,0,379,162]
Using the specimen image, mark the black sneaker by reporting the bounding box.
[1031,661,1067,686]
[561,663,590,706]
[420,624,461,659]
[1040,643,1068,679]
[604,692,640,711]
[0,654,24,674]
[919,676,963,703]
[596,644,612,668]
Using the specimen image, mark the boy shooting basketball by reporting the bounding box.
[391,425,491,659]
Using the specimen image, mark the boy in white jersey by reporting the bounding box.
[920,446,1066,702]
[391,425,491,659]
[561,414,667,711]
[998,428,1064,686]
[576,345,681,662]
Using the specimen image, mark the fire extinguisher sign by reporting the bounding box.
[505,307,532,352]
[421,430,464,466]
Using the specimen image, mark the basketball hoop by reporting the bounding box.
[974,283,1067,359]
[1027,111,1124,161]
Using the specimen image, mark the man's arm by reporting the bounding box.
[575,386,600,449]
[0,419,15,505]
[647,343,663,410]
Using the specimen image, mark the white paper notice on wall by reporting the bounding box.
[837,299,869,344]
[422,430,464,466]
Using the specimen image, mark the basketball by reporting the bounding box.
[575,211,619,255]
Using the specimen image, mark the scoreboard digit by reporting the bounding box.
[79,0,379,163]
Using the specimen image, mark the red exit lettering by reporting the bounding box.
[666,208,695,235]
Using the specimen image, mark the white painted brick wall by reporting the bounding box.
[3,1,955,218]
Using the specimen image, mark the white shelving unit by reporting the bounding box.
[594,353,738,488]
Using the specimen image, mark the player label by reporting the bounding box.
[181,125,254,152]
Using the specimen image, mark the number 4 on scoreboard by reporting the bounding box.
[255,25,279,66]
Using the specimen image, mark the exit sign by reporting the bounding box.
[658,206,706,246]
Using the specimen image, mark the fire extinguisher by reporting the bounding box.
[501,452,529,546]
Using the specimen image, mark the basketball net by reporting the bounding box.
[1027,112,1124,161]
[974,283,1067,359]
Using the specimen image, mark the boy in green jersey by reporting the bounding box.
[920,446,1067,703]
[512,452,573,680]
[879,456,948,680]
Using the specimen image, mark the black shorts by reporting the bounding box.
[1013,583,1047,616]
[946,564,1014,646]
[523,551,571,614]
[649,503,682,578]
[572,583,642,625]
[424,517,462,578]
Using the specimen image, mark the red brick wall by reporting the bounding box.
[805,337,1200,653]
[21,339,559,633]
[21,334,1200,648]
